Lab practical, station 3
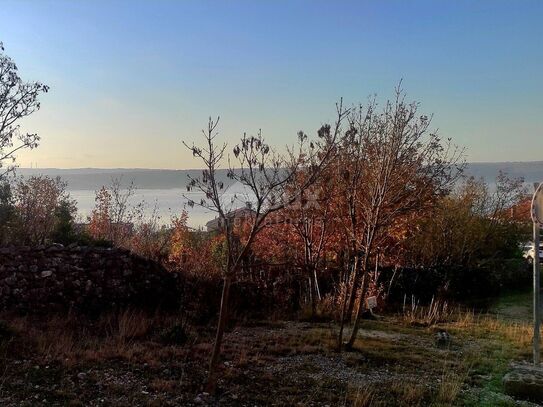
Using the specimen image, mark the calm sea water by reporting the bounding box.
[70,184,254,229]
[56,181,531,229]
[23,162,543,228]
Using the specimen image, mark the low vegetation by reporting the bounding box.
[0,299,539,406]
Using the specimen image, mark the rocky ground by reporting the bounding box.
[0,310,539,406]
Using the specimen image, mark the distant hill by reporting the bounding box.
[465,161,543,187]
[14,161,543,191]
[15,168,237,191]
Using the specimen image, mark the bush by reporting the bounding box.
[0,182,15,245]
[382,258,531,306]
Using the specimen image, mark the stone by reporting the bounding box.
[40,270,53,278]
[194,392,210,404]
[435,330,451,346]
[503,361,543,402]
[76,372,87,380]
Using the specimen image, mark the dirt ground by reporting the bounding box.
[0,307,539,406]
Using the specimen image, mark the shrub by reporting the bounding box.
[11,175,77,245]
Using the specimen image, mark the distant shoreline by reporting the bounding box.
[15,160,543,172]
[13,161,543,191]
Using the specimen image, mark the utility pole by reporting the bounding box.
[532,182,543,365]
[535,216,541,365]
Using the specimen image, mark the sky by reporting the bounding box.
[2,0,542,169]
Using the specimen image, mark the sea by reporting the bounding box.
[15,161,543,228]
[69,184,253,229]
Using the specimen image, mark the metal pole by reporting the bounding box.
[535,216,541,365]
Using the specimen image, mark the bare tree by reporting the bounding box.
[183,103,347,389]
[336,85,463,350]
[280,170,337,317]
[0,42,49,179]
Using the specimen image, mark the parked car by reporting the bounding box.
[522,242,543,264]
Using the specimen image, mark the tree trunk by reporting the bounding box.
[309,274,317,318]
[345,252,362,321]
[337,258,357,351]
[313,267,321,301]
[346,270,368,350]
[309,265,321,318]
[206,275,232,391]
[385,266,399,300]
[346,222,377,350]
[337,285,349,351]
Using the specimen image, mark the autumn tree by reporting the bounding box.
[259,167,339,317]
[405,173,527,269]
[336,86,463,350]
[184,104,347,389]
[13,175,76,245]
[0,42,49,179]
[129,204,171,262]
[88,178,143,246]
[167,211,225,278]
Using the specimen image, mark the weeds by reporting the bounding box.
[348,385,376,407]
[347,381,426,406]
[0,305,535,406]
[401,295,453,326]
[436,363,470,405]
[101,309,154,342]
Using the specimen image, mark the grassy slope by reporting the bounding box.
[460,290,536,406]
[0,291,540,406]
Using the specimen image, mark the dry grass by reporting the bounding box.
[389,381,427,406]
[347,381,426,407]
[348,385,376,407]
[101,309,154,342]
[0,310,192,367]
[445,309,535,350]
[399,297,536,352]
[0,305,533,406]
[401,295,454,326]
[435,362,470,406]
[36,328,76,362]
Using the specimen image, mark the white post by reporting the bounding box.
[533,181,542,366]
[534,220,541,364]
[535,218,541,365]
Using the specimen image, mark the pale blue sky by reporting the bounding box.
[2,0,542,168]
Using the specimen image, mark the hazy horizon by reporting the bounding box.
[15,161,543,190]
[16,158,543,171]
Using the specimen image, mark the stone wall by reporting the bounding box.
[0,245,179,313]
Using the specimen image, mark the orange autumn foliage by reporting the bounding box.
[168,211,224,278]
